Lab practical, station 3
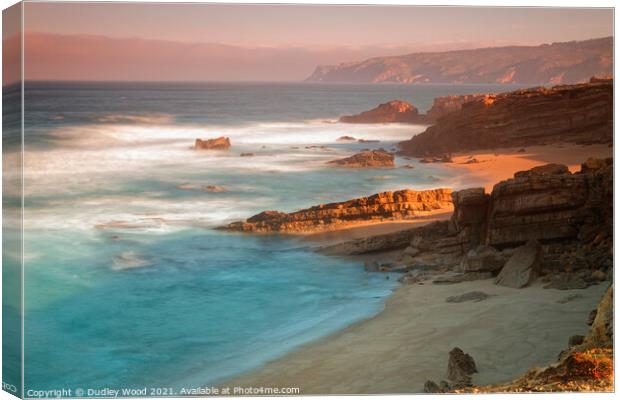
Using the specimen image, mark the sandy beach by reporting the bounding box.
[446,143,613,191]
[223,278,608,394]
[218,143,613,393]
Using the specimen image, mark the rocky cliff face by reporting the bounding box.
[306,37,612,84]
[453,159,613,250]
[450,158,613,283]
[398,79,613,157]
[425,94,487,122]
[327,159,612,289]
[224,189,453,233]
[339,100,424,124]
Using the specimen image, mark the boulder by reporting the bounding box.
[513,163,570,178]
[446,291,490,303]
[423,381,441,393]
[495,240,542,288]
[580,157,612,173]
[460,246,505,274]
[364,261,380,272]
[327,150,394,168]
[568,335,585,347]
[403,246,420,257]
[447,347,478,384]
[543,272,590,290]
[194,136,231,150]
[205,185,226,192]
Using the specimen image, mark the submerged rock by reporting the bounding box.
[205,185,226,193]
[112,251,153,271]
[328,150,395,168]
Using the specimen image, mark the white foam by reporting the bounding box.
[18,120,429,235]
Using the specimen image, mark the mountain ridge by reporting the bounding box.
[305,37,613,85]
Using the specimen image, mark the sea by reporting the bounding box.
[2,81,524,394]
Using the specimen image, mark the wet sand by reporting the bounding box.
[222,278,607,394]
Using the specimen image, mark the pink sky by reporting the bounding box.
[3,3,614,82]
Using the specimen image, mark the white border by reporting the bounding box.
[0,2,617,400]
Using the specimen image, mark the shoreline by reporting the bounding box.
[221,279,608,394]
[215,143,613,393]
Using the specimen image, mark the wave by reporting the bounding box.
[44,118,422,148]
[48,113,175,125]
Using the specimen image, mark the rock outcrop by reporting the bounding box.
[224,189,453,233]
[319,220,451,256]
[195,136,231,150]
[425,94,487,122]
[338,94,487,126]
[398,79,613,157]
[339,100,424,124]
[425,347,478,392]
[327,150,395,168]
[325,159,612,290]
[447,347,478,385]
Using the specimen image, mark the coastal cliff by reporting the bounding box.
[338,96,486,125]
[398,79,613,157]
[322,158,612,289]
[224,189,453,233]
[306,37,612,84]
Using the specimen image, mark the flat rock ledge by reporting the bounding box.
[223,188,453,233]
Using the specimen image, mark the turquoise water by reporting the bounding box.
[4,82,522,394]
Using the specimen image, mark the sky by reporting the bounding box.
[4,3,615,82]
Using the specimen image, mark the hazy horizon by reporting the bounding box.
[3,3,614,83]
